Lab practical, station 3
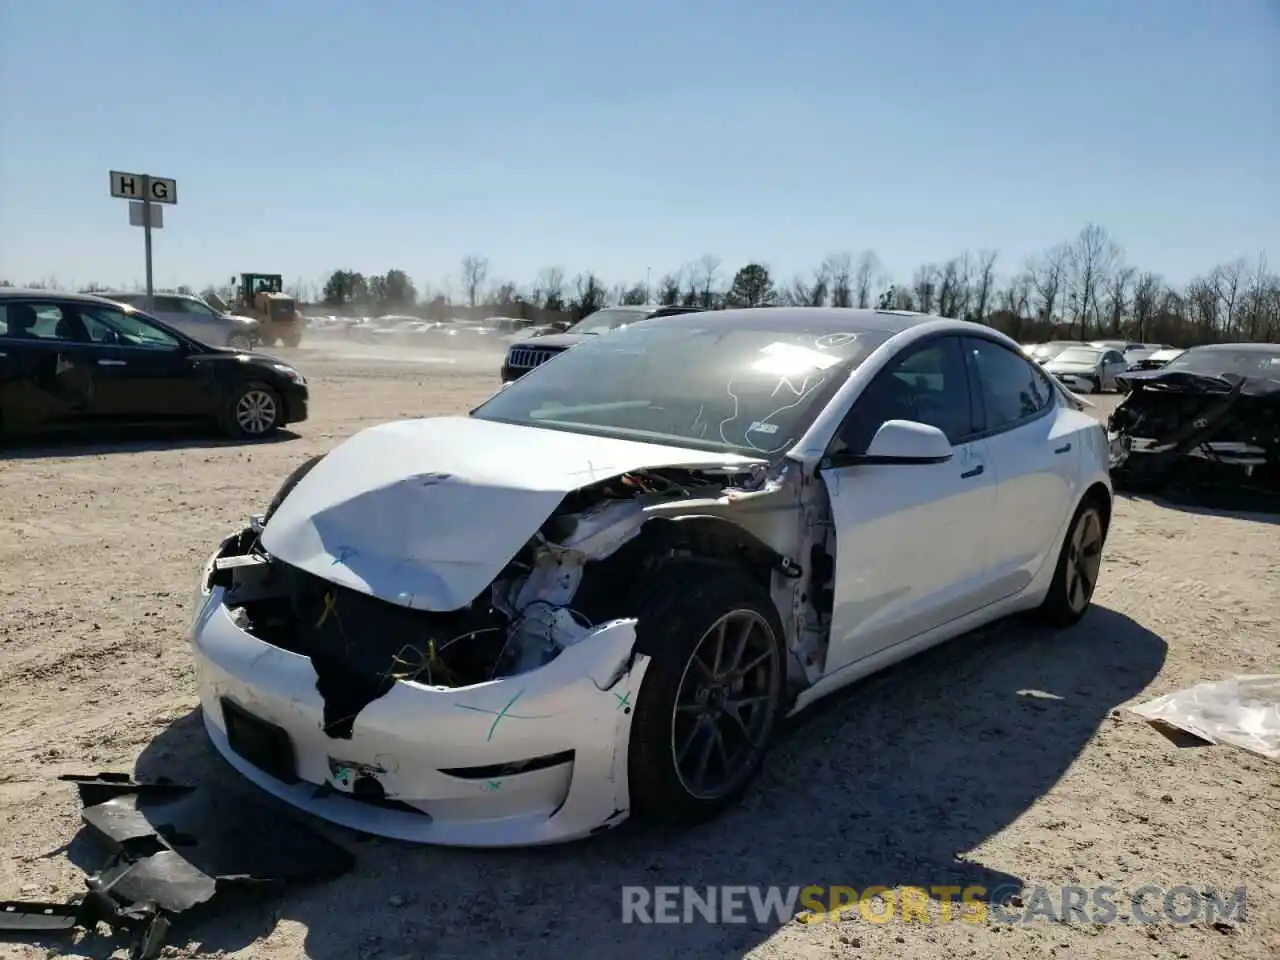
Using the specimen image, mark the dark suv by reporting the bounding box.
[500,305,704,382]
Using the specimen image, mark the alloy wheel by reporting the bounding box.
[235,389,278,435]
[671,609,780,800]
[1065,508,1103,613]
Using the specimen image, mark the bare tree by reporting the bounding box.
[1030,244,1069,326]
[999,271,1032,318]
[1067,224,1119,337]
[853,250,881,308]
[936,254,974,319]
[911,264,938,313]
[1104,266,1135,336]
[1212,259,1244,338]
[460,254,490,308]
[656,270,682,306]
[691,254,721,309]
[534,266,565,311]
[1131,271,1162,340]
[784,266,829,307]
[822,252,853,307]
[1185,276,1219,339]
[972,250,998,322]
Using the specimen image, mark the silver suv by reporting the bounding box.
[101,292,260,350]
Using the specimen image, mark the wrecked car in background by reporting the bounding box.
[188,308,1112,846]
[1109,343,1280,501]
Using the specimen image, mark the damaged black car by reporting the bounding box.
[1109,342,1280,503]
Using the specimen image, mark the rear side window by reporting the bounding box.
[965,337,1055,433]
[0,302,88,341]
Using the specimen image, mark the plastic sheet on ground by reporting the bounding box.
[1129,675,1280,760]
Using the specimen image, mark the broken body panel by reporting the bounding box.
[190,416,833,845]
[1109,369,1279,501]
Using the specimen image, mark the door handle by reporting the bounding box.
[960,464,984,479]
[97,359,127,367]
[1054,442,1072,454]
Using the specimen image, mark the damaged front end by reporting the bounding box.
[189,440,820,845]
[1108,370,1280,503]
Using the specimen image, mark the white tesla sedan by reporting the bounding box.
[189,308,1112,847]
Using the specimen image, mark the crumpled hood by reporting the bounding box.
[260,416,765,612]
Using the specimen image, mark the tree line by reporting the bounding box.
[7,223,1276,346]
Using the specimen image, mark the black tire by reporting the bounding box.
[222,380,283,440]
[263,453,325,524]
[227,332,255,351]
[1037,494,1108,627]
[627,561,786,826]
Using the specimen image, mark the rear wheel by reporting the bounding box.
[1038,496,1107,626]
[222,381,282,440]
[627,562,785,825]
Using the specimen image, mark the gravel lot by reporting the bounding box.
[1,339,1276,960]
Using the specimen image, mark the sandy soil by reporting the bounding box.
[1,342,1276,960]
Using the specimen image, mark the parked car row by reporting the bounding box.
[1019,339,1179,393]
[304,313,564,345]
[0,289,308,440]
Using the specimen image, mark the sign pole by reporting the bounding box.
[142,174,155,314]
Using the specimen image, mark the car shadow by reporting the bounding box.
[16,605,1164,960]
[1117,489,1280,524]
[0,427,301,460]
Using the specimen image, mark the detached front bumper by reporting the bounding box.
[188,545,649,847]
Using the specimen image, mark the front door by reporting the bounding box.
[75,302,203,420]
[818,335,1001,675]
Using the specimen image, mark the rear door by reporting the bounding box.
[963,337,1081,600]
[75,303,206,420]
[0,300,98,430]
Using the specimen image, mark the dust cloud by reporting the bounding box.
[277,326,512,373]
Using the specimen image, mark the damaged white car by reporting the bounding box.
[189,308,1113,847]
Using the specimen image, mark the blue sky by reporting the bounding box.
[2,0,1276,295]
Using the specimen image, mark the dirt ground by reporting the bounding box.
[1,339,1276,960]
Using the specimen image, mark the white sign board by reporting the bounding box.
[128,201,163,229]
[110,170,178,205]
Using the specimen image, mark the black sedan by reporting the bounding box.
[0,289,308,440]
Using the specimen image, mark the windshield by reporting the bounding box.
[1164,348,1280,379]
[471,317,887,455]
[1054,348,1102,364]
[566,307,648,335]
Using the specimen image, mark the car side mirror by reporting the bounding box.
[826,420,954,467]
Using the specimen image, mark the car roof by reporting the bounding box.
[640,306,957,336]
[1188,342,1280,353]
[0,288,136,306]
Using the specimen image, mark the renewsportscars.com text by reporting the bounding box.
[621,884,1248,926]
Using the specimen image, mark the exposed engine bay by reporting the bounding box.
[1109,370,1279,506]
[206,463,832,739]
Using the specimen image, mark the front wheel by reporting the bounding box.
[627,562,786,826]
[222,381,282,440]
[1038,497,1107,626]
[227,332,255,351]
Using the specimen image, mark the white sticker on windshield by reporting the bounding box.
[748,421,779,435]
[752,341,843,377]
